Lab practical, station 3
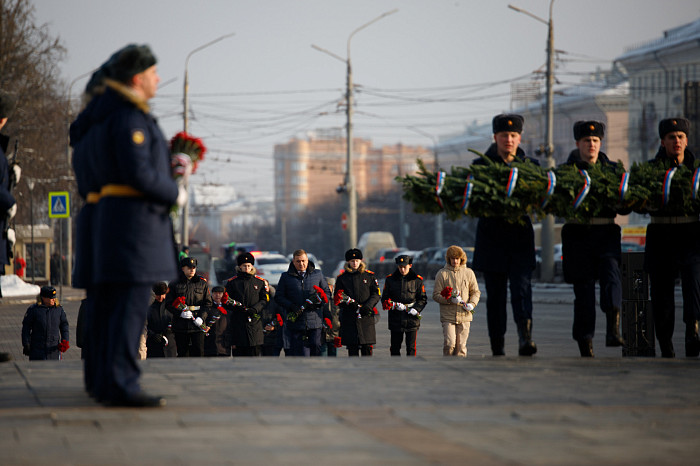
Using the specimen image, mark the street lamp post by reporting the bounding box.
[182,32,235,248]
[509,0,556,282]
[312,9,398,249]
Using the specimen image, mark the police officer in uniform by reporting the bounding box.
[382,255,427,356]
[471,114,538,356]
[334,248,381,356]
[70,45,182,406]
[561,121,626,357]
[225,252,268,356]
[644,117,700,358]
[167,256,212,357]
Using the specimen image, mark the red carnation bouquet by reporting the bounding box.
[58,340,69,352]
[170,131,207,178]
[289,286,329,323]
[334,289,362,319]
[440,286,454,300]
[172,296,187,312]
[382,299,394,311]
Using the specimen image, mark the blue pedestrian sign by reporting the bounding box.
[48,191,70,218]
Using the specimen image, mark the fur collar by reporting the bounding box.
[344,261,367,274]
[104,78,150,113]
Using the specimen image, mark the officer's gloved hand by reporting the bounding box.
[180,310,194,320]
[194,317,204,327]
[11,164,20,184]
[394,302,407,311]
[408,309,419,316]
[23,345,30,356]
[162,335,169,346]
[7,203,16,220]
[7,228,15,248]
[176,185,188,208]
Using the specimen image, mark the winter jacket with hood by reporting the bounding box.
[432,249,480,324]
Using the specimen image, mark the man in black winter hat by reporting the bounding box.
[70,44,183,406]
[644,117,700,358]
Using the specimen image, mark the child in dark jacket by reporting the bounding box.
[22,286,69,360]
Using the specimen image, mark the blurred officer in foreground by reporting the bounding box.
[644,118,700,358]
[70,44,183,406]
[561,121,625,357]
[471,114,538,356]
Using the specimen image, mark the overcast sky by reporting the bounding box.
[33,0,700,200]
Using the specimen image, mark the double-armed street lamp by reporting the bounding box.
[509,0,556,282]
[312,9,398,249]
[181,32,236,248]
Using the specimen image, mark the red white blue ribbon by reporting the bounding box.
[573,169,591,209]
[506,167,518,198]
[540,170,556,208]
[619,172,629,203]
[693,168,700,200]
[662,167,677,206]
[435,171,446,208]
[462,175,474,213]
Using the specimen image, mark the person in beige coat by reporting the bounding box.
[433,245,481,357]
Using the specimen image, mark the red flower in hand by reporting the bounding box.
[313,285,328,304]
[440,287,453,300]
[217,305,227,315]
[172,296,187,311]
[324,317,332,329]
[58,340,69,352]
[382,299,393,311]
[333,336,342,348]
[276,313,284,327]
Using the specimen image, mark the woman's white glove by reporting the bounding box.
[465,303,474,312]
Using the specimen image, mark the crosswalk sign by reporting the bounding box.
[48,191,70,218]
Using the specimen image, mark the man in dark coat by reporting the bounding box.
[471,114,538,357]
[0,90,20,302]
[225,252,268,356]
[70,44,182,406]
[146,281,177,358]
[275,249,331,356]
[382,255,427,356]
[334,248,381,356]
[167,256,212,357]
[21,286,69,360]
[561,121,625,357]
[644,117,700,358]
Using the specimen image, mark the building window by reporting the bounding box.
[291,162,307,171]
[291,176,307,185]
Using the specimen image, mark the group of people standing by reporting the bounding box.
[471,112,700,360]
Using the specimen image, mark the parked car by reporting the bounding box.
[374,247,408,263]
[254,253,289,286]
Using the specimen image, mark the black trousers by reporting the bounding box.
[390,330,417,356]
[572,256,622,341]
[92,283,151,403]
[483,270,533,339]
[347,344,373,356]
[175,332,205,357]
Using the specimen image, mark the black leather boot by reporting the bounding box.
[659,340,675,358]
[685,321,700,357]
[577,339,594,357]
[517,320,537,356]
[605,308,625,347]
[490,336,505,356]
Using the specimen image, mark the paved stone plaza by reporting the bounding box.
[0,283,697,465]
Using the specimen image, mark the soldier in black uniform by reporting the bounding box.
[644,117,700,358]
[334,248,381,356]
[225,252,268,356]
[146,281,176,358]
[166,256,212,357]
[382,255,427,356]
[471,114,538,356]
[561,121,625,357]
